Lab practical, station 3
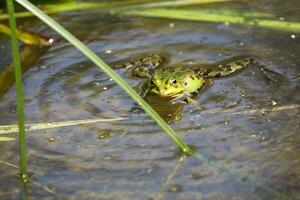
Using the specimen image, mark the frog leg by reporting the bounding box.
[137,80,151,98]
[171,90,200,105]
[186,97,197,104]
[225,57,285,83]
[184,79,213,110]
[198,56,256,78]
[184,97,207,113]
[251,59,286,83]
[115,53,170,78]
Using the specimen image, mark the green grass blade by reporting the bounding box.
[133,0,232,8]
[0,0,159,20]
[14,0,192,154]
[126,8,300,33]
[6,0,27,182]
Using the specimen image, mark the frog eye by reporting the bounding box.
[170,79,178,87]
[150,80,154,85]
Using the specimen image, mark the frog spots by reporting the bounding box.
[165,79,169,85]
[214,72,222,78]
[235,61,243,66]
[150,79,154,85]
[225,64,232,72]
[168,68,175,74]
[202,70,210,77]
[189,75,196,80]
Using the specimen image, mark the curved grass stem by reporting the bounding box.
[14,0,192,154]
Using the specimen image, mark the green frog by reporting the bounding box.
[119,54,255,102]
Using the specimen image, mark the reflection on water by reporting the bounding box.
[0,0,300,199]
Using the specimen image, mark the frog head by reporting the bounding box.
[149,67,205,99]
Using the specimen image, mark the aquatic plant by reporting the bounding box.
[126,7,300,33]
[6,0,27,182]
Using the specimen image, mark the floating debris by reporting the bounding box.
[105,49,112,54]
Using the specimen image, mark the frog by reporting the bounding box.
[115,54,258,123]
[125,55,255,102]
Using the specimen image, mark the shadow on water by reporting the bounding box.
[0,0,300,199]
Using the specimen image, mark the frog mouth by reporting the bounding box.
[151,87,185,99]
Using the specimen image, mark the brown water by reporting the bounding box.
[0,0,299,199]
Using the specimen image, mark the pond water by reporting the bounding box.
[0,0,299,199]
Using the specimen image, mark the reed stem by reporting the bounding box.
[6,0,27,182]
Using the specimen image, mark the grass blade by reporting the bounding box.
[0,136,15,141]
[14,0,192,154]
[0,117,127,134]
[126,8,300,33]
[6,0,27,182]
[0,0,159,20]
[132,0,232,8]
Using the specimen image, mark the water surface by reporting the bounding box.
[0,0,299,199]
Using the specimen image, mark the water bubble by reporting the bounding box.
[146,168,153,173]
[167,184,182,193]
[48,38,54,44]
[104,154,117,161]
[190,114,204,127]
[47,137,56,142]
[97,129,111,139]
